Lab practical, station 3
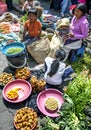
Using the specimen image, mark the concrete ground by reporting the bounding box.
[0,1,91,130]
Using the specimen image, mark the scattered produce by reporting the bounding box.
[14,107,38,130]
[39,116,60,130]
[0,36,5,42]
[45,98,58,111]
[15,67,30,79]
[6,88,19,100]
[0,23,11,34]
[20,12,28,23]
[7,47,23,54]
[0,12,13,22]
[6,39,16,44]
[0,72,13,86]
[30,76,46,93]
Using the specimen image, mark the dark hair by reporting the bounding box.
[28,8,37,16]
[55,49,66,61]
[76,3,87,15]
[47,49,66,77]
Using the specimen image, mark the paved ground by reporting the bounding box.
[0,1,59,130]
[0,1,91,130]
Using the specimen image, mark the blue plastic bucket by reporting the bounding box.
[1,42,25,57]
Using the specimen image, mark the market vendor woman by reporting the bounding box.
[22,8,42,46]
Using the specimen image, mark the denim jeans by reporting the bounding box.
[60,0,72,15]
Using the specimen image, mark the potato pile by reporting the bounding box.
[0,72,13,86]
[14,107,38,130]
[30,76,46,93]
[15,67,30,79]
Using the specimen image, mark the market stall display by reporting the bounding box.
[0,23,11,34]
[30,76,46,93]
[14,107,38,130]
[37,89,64,117]
[1,42,25,56]
[6,88,19,100]
[0,72,14,86]
[15,67,31,79]
[2,79,32,103]
[45,97,58,112]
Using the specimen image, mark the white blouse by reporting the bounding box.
[44,57,66,85]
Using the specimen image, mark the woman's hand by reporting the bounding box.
[62,35,68,42]
[68,33,74,38]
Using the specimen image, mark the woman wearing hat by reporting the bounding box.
[62,3,89,61]
[56,18,70,43]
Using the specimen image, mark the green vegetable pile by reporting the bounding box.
[20,12,28,23]
[7,47,23,54]
[65,74,91,129]
[66,75,91,116]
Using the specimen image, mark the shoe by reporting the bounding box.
[70,73,77,78]
[60,13,65,18]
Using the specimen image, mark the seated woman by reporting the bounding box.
[62,3,89,61]
[56,17,70,43]
[44,49,74,86]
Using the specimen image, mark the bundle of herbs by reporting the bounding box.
[65,74,91,129]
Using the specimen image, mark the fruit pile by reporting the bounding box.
[30,76,46,93]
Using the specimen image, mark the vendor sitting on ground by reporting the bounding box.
[35,6,55,30]
[56,17,70,43]
[44,49,74,86]
[61,3,89,61]
[22,8,42,46]
[22,0,41,14]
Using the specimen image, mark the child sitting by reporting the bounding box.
[22,8,42,46]
[44,49,74,86]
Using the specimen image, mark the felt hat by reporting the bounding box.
[56,18,70,29]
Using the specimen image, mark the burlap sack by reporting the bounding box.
[27,36,50,63]
[48,33,63,58]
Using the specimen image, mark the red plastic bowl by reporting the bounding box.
[37,88,64,117]
[2,79,32,103]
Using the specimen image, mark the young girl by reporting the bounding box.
[44,49,74,86]
[22,8,42,45]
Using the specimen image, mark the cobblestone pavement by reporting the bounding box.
[0,1,91,130]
